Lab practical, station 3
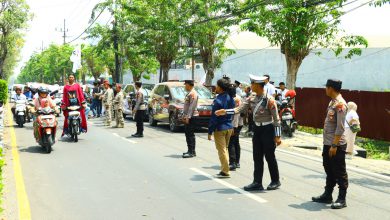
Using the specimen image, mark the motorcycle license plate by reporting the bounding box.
[18,112,25,116]
[286,120,291,125]
[282,114,293,120]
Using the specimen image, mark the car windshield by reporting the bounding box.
[143,84,154,91]
[142,89,150,97]
[170,86,212,100]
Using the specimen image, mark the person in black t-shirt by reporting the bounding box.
[91,81,103,117]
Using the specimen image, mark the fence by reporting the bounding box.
[295,88,390,141]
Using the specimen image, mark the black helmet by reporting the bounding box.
[38,87,49,94]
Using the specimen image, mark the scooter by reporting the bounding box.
[67,105,81,142]
[27,98,34,122]
[278,98,298,137]
[15,100,27,128]
[35,107,57,153]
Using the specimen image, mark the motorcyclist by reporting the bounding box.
[32,87,57,141]
[23,87,33,99]
[11,87,27,117]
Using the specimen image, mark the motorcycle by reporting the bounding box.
[15,99,27,128]
[67,105,81,142]
[27,98,34,122]
[278,97,298,137]
[35,107,57,153]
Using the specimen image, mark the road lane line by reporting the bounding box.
[6,106,32,220]
[190,168,267,204]
[112,133,137,144]
[240,139,390,182]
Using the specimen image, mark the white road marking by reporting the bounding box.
[112,133,137,144]
[240,139,390,182]
[190,168,267,204]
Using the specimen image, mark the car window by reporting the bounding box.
[170,86,212,99]
[154,85,164,96]
[164,86,170,96]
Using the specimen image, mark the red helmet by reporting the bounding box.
[285,90,296,99]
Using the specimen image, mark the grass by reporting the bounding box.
[298,126,390,160]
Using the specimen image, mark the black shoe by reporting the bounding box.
[132,134,143,138]
[236,163,240,168]
[182,152,194,158]
[192,151,196,157]
[244,182,264,191]
[183,151,191,155]
[267,181,281,190]
[312,188,334,204]
[215,172,230,178]
[331,198,347,209]
[229,164,236,171]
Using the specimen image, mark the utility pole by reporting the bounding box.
[113,0,120,84]
[55,19,69,85]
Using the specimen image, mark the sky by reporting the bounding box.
[14,0,390,77]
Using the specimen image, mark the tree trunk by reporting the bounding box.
[161,62,170,82]
[205,68,214,86]
[132,73,141,83]
[285,55,303,89]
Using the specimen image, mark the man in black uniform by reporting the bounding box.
[182,80,199,158]
[132,82,145,138]
[312,79,348,209]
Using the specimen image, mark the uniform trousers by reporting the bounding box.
[228,126,243,165]
[115,109,124,127]
[184,119,196,153]
[135,110,144,135]
[252,124,280,184]
[322,145,349,190]
[104,104,112,125]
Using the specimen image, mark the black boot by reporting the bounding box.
[331,189,347,209]
[312,187,333,204]
[244,182,264,191]
[229,164,236,171]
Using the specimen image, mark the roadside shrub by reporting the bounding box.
[0,80,7,103]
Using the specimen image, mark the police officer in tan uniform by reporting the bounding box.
[312,79,348,209]
[182,80,199,158]
[216,75,282,191]
[132,82,145,138]
[113,84,125,128]
[102,82,114,126]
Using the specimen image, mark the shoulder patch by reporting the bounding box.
[336,102,346,112]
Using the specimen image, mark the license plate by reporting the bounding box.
[199,111,211,116]
[282,114,293,120]
[18,112,25,115]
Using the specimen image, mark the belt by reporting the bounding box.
[254,121,273,127]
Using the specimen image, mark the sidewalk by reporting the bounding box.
[241,130,390,177]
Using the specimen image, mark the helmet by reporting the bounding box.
[38,87,49,94]
[285,90,296,99]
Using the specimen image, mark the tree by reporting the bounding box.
[82,45,106,81]
[18,44,74,84]
[241,0,368,89]
[188,0,237,86]
[0,0,30,79]
[122,0,189,82]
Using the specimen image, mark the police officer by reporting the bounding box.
[216,74,282,191]
[312,79,348,209]
[182,80,199,158]
[102,82,114,126]
[113,84,125,128]
[132,82,145,138]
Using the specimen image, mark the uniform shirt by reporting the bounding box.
[264,83,276,97]
[208,92,235,135]
[323,94,347,146]
[113,91,124,110]
[236,87,243,97]
[183,89,198,119]
[103,88,114,105]
[228,93,281,137]
[345,110,359,128]
[134,88,146,111]
[232,96,244,128]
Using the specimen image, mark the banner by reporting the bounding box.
[70,45,82,73]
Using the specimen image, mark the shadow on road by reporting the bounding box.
[202,165,220,171]
[190,175,210,182]
[164,154,183,159]
[19,145,48,154]
[288,201,329,212]
[195,188,240,195]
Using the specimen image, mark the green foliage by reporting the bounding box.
[0,79,7,102]
[0,147,3,213]
[18,44,74,84]
[240,0,367,89]
[0,0,31,79]
[297,125,323,135]
[356,138,390,160]
[82,44,106,80]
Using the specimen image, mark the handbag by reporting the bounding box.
[347,120,361,133]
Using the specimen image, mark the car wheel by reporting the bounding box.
[149,110,157,126]
[169,113,180,132]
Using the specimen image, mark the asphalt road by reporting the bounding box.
[3,116,390,220]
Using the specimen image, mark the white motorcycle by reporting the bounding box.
[15,100,27,128]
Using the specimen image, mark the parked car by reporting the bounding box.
[122,84,150,120]
[148,81,214,132]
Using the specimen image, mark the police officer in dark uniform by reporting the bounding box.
[132,82,145,138]
[216,74,282,191]
[312,79,348,209]
[182,80,199,158]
